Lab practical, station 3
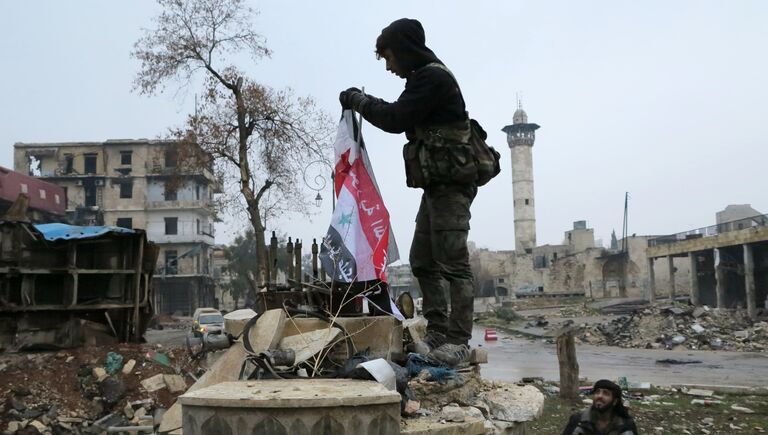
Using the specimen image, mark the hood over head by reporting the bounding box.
[376,18,440,72]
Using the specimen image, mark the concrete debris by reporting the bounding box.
[140,374,166,392]
[734,330,750,340]
[684,388,714,397]
[691,399,723,406]
[92,367,108,382]
[441,404,466,422]
[469,347,488,364]
[577,304,768,352]
[121,358,136,374]
[731,404,755,414]
[163,374,187,393]
[403,399,421,415]
[474,385,544,423]
[28,420,47,432]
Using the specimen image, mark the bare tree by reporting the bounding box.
[133,0,333,286]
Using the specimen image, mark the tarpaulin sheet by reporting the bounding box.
[33,223,135,241]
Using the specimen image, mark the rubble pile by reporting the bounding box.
[402,370,544,434]
[578,305,768,351]
[0,344,195,433]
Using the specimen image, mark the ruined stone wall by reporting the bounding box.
[624,236,691,299]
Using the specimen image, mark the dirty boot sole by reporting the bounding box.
[429,344,470,368]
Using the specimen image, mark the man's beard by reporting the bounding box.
[591,400,613,415]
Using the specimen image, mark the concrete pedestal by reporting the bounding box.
[180,379,401,435]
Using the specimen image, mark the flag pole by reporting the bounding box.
[357,87,365,147]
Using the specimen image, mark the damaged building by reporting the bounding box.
[647,205,768,318]
[13,139,220,315]
[0,219,158,350]
[470,106,699,301]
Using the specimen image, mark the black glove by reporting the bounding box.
[339,87,366,111]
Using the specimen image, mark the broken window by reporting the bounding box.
[196,184,200,200]
[119,181,133,199]
[85,185,97,207]
[64,154,74,174]
[84,153,97,174]
[196,218,201,235]
[116,218,133,229]
[28,155,42,176]
[165,250,178,275]
[120,151,132,166]
[165,148,178,168]
[164,183,177,201]
[165,217,178,235]
[524,199,530,205]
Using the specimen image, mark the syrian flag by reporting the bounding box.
[319,110,400,313]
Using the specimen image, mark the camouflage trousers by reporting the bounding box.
[409,184,477,345]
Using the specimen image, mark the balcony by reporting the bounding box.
[146,165,216,184]
[146,199,214,212]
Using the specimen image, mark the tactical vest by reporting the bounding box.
[404,119,475,188]
[403,63,501,189]
[571,410,635,435]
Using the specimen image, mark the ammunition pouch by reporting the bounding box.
[403,120,476,189]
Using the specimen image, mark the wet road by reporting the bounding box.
[470,326,768,387]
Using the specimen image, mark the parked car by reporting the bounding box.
[192,308,225,336]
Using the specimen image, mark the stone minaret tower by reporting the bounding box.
[502,103,540,254]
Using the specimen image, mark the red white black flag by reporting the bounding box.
[319,110,400,285]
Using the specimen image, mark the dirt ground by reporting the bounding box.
[530,387,768,434]
[0,330,198,432]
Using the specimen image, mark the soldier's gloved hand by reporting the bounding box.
[339,87,367,111]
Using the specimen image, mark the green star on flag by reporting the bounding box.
[338,212,353,226]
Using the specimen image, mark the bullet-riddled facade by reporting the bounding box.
[14,139,218,315]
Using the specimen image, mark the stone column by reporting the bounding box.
[714,248,726,309]
[744,244,757,320]
[647,258,656,303]
[667,256,676,301]
[688,252,700,306]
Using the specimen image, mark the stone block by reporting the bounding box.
[400,416,486,435]
[140,374,166,392]
[441,405,465,422]
[470,348,488,364]
[122,359,136,374]
[223,308,257,337]
[159,309,287,434]
[92,367,107,382]
[164,374,188,393]
[278,327,340,364]
[474,384,544,423]
[180,379,400,435]
[282,316,402,360]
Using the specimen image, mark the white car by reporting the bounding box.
[192,308,225,336]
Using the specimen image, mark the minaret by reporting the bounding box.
[502,102,540,254]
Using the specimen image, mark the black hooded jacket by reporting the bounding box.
[359,18,466,134]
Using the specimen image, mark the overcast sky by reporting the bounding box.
[2,1,767,261]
